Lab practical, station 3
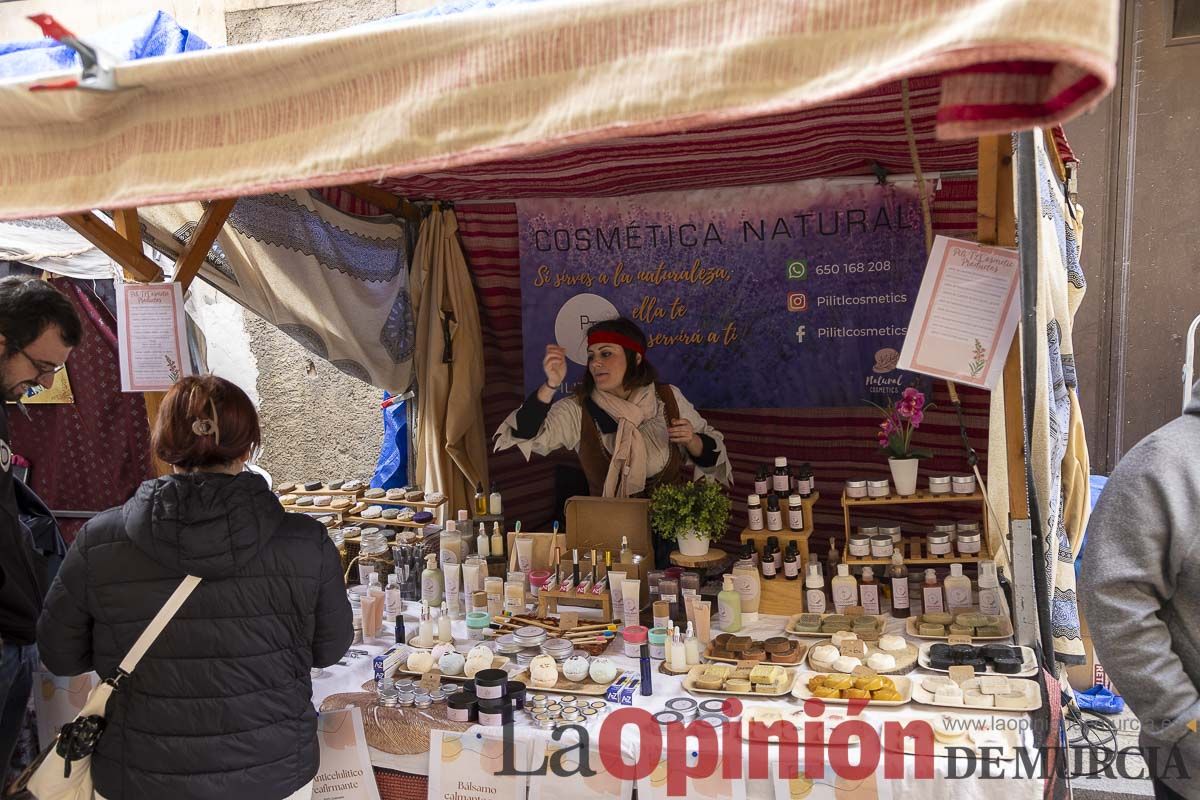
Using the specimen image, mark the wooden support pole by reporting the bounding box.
[60,211,162,282]
[173,198,236,291]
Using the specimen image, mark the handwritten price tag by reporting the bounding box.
[948,665,976,684]
[947,634,974,645]
[839,640,867,658]
[419,669,442,692]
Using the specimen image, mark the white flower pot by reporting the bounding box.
[676,529,711,557]
[888,457,919,496]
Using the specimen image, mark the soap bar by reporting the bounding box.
[313,496,333,507]
[996,690,1028,709]
[303,481,323,492]
[382,508,400,520]
[278,494,298,506]
[361,506,383,519]
[295,496,314,507]
[919,623,946,636]
[327,480,345,490]
[275,483,296,494]
[364,488,386,499]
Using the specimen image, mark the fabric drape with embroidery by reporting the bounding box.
[986,131,1088,665]
[412,208,489,517]
[140,191,415,393]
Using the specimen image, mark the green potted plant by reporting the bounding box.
[650,480,731,557]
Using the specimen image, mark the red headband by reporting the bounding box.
[587,330,645,356]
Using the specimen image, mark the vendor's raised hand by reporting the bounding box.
[542,344,568,388]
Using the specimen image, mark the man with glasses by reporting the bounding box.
[0,276,81,785]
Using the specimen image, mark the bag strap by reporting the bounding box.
[112,575,201,683]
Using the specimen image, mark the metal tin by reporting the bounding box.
[951,475,977,494]
[956,532,982,554]
[858,525,880,537]
[696,714,728,727]
[545,703,564,716]
[429,689,446,704]
[927,533,953,556]
[556,695,576,707]
[529,694,549,708]
[414,694,433,709]
[844,479,868,499]
[698,699,729,714]
[869,535,893,557]
[867,479,891,498]
[653,710,684,727]
[474,669,508,699]
[589,701,607,711]
[665,697,698,721]
[533,713,556,730]
[956,520,981,533]
[932,523,957,535]
[393,679,414,692]
[580,707,600,723]
[878,524,902,543]
[848,534,871,557]
[928,475,953,494]
[398,691,415,707]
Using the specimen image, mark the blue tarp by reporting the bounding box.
[0,11,206,79]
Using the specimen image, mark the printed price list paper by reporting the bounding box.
[898,236,1020,390]
[116,282,192,392]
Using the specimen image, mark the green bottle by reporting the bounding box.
[717,574,742,632]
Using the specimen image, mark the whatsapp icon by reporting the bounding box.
[787,260,808,280]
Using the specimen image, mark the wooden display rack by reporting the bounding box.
[536,588,613,621]
[278,485,365,499]
[737,491,818,616]
[840,489,992,567]
[342,515,426,530]
[367,496,449,511]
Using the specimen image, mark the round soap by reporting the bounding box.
[406,651,434,673]
[877,634,907,652]
[431,643,456,661]
[562,656,590,682]
[468,644,494,662]
[866,653,896,672]
[464,655,492,678]
[529,655,560,688]
[830,631,859,647]
[934,684,964,705]
[589,657,617,684]
[438,652,465,676]
[811,645,839,665]
[832,656,862,674]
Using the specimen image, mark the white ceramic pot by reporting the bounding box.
[888,457,919,496]
[676,529,711,557]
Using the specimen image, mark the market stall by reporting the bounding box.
[0,0,1117,798]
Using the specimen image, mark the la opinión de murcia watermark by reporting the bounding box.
[496,698,1192,793]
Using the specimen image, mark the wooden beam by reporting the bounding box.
[60,211,163,282]
[342,182,405,213]
[977,135,1029,521]
[173,198,236,291]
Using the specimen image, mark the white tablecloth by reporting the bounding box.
[311,601,1047,799]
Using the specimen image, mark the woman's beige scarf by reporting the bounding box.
[590,385,659,497]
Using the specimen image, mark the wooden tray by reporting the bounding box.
[905,615,1014,641]
[392,655,511,682]
[880,712,1024,760]
[911,675,1042,712]
[681,665,798,698]
[784,613,889,640]
[806,641,917,675]
[791,672,913,706]
[704,642,807,666]
[510,665,617,697]
[917,643,1038,678]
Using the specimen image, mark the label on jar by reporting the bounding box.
[748,507,764,530]
[766,510,783,531]
[717,598,737,629]
[773,474,790,493]
[946,584,973,611]
[754,478,769,495]
[421,576,440,603]
[784,560,799,579]
[978,588,1002,616]
[787,507,804,530]
[923,586,945,614]
[649,642,666,660]
[891,578,910,610]
[805,589,826,614]
[762,559,776,577]
[478,710,505,727]
[859,584,880,615]
[832,583,857,612]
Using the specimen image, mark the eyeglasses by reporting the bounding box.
[18,349,66,380]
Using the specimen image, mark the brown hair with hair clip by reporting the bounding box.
[153,375,260,470]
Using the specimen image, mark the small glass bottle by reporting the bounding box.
[765,493,783,531]
[747,494,764,531]
[476,523,490,559]
[754,464,770,496]
[922,568,945,614]
[437,602,452,643]
[888,551,911,618]
[772,457,790,493]
[474,482,487,516]
[859,567,880,614]
[490,521,504,559]
[683,622,701,666]
[978,560,1003,616]
[488,484,503,515]
[761,543,777,580]
[796,463,815,497]
[786,494,804,531]
[783,541,799,580]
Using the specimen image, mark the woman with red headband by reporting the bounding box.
[494,317,731,500]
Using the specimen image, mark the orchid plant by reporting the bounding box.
[870,387,934,460]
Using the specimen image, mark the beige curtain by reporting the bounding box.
[412,207,489,520]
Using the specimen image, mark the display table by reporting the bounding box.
[312,602,1048,799]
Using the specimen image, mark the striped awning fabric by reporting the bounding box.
[0,0,1113,220]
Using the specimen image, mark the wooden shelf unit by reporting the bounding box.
[277,486,365,498]
[359,496,448,511]
[840,489,991,568]
[736,492,818,616]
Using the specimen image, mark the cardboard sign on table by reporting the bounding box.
[313,707,381,800]
[898,235,1020,390]
[564,496,653,567]
[428,729,536,800]
[527,739,633,800]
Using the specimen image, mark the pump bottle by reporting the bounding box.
[831,563,858,613]
[717,575,743,632]
[944,563,973,612]
[888,550,910,618]
[804,564,827,613]
[977,560,1002,616]
[421,553,443,606]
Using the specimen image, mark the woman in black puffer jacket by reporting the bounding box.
[37,376,352,800]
